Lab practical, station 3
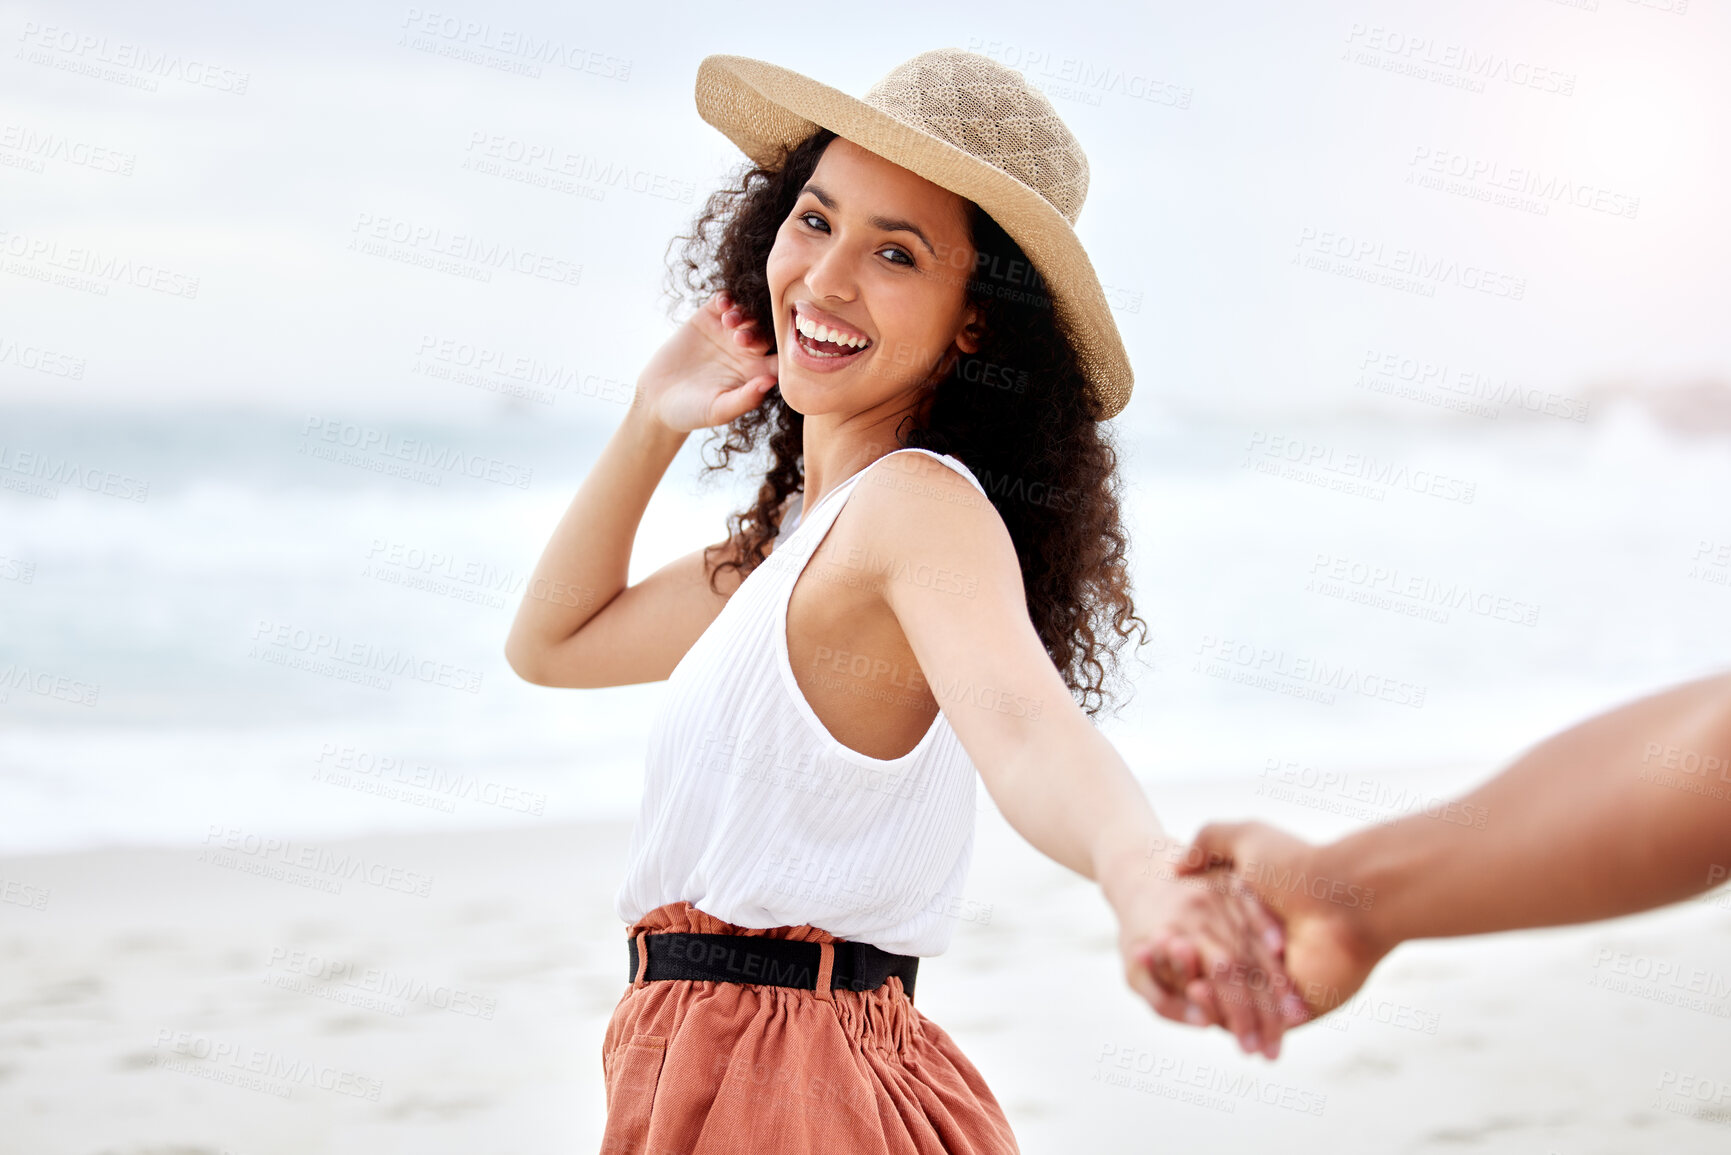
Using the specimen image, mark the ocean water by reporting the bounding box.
[2,398,1728,854]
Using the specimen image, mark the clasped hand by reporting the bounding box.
[1112,838,1309,1060]
[1118,822,1396,1059]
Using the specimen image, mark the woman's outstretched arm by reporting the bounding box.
[1180,670,1731,1017]
[843,452,1304,1060]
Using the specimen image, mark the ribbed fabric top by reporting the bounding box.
[614,447,989,957]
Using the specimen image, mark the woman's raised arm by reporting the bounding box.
[504,292,780,687]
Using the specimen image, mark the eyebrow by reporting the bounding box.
[798,182,938,258]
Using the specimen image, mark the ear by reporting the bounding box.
[954,306,986,355]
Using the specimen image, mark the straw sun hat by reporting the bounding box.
[694,48,1135,421]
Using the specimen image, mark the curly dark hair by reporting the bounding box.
[660,127,1150,718]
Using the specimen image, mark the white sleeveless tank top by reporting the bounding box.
[613,447,989,957]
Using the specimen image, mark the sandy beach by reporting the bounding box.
[6,765,1731,1154]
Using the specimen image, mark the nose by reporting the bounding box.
[802,234,860,305]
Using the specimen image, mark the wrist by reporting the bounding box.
[1095,827,1189,912]
[620,399,687,453]
[1310,830,1406,964]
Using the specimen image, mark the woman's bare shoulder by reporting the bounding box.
[857,450,994,518]
[845,450,1015,573]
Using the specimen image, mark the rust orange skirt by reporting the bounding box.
[600,900,1020,1154]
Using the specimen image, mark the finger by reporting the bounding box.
[1145,934,1200,995]
[1223,875,1287,973]
[1121,942,1204,1025]
[1130,936,1176,1001]
[1194,937,1260,1055]
[1247,947,1296,1058]
[1178,822,1248,877]
[1140,976,1204,1027]
[1230,874,1301,1032]
[1244,886,1286,957]
[712,375,777,422]
[1217,892,1290,1058]
[1123,941,1168,1012]
[1183,974,1223,1030]
[1241,957,1287,1059]
[1265,924,1288,962]
[1133,935,1212,1031]
[1281,986,1315,1025]
[1170,879,1294,1052]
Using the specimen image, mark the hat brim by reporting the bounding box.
[694,53,1133,420]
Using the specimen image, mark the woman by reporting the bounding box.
[505,49,1301,1153]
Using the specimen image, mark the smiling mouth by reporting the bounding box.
[790,306,872,360]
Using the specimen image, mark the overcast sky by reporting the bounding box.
[1,0,1725,428]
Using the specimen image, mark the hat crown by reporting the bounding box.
[861,49,1090,226]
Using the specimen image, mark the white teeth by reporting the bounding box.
[794,306,868,350]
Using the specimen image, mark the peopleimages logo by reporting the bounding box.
[14,22,252,94]
[1093,1043,1328,1116]
[200,825,435,898]
[248,618,484,695]
[1193,633,1427,709]
[1342,23,1576,97]
[0,122,136,176]
[1406,146,1639,220]
[152,1029,382,1102]
[300,417,533,489]
[1243,432,1477,505]
[1307,552,1540,627]
[397,8,632,80]
[1293,225,1525,301]
[0,226,201,298]
[0,443,149,501]
[0,332,86,378]
[264,947,497,1019]
[347,211,582,288]
[0,663,100,707]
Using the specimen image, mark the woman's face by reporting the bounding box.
[765,136,982,419]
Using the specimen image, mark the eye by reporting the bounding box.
[796,211,917,268]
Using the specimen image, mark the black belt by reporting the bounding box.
[627,931,918,1002]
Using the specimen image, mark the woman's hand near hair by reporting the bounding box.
[635,291,780,433]
[503,290,778,688]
